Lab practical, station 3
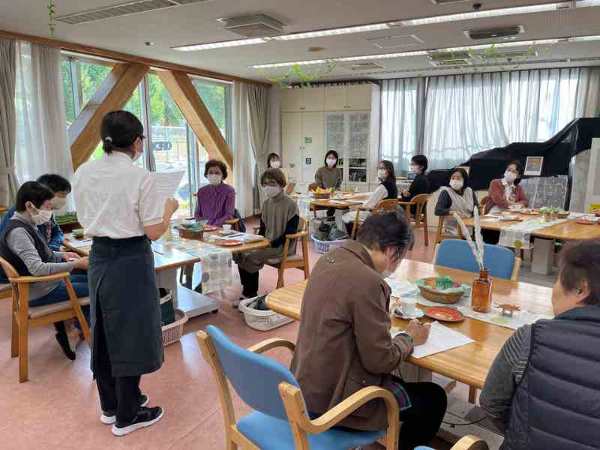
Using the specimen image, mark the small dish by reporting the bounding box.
[424,306,465,322]
[392,307,425,320]
[216,239,243,247]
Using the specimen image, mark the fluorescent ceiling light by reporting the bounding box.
[568,34,600,42]
[395,1,600,26]
[272,23,390,40]
[173,38,266,51]
[250,37,571,68]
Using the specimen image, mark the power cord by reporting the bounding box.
[443,416,488,427]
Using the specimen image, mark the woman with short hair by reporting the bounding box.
[401,155,430,201]
[434,168,479,236]
[481,239,600,449]
[194,159,235,227]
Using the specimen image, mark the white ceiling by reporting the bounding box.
[1,0,600,82]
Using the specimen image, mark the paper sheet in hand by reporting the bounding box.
[409,322,474,359]
[151,171,184,207]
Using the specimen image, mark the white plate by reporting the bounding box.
[392,307,425,320]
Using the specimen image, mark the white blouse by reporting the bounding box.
[72,152,164,239]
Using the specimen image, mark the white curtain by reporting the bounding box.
[0,39,18,206]
[15,42,73,190]
[380,78,425,172]
[422,68,584,170]
[247,84,271,211]
[232,81,255,217]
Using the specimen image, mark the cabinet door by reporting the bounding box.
[300,112,325,183]
[281,113,302,183]
[280,88,304,112]
[325,113,347,183]
[346,84,372,111]
[324,86,347,110]
[346,112,370,184]
[301,87,325,111]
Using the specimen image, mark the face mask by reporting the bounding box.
[504,171,517,183]
[50,197,67,210]
[377,169,387,180]
[450,179,463,191]
[270,160,281,169]
[28,204,53,225]
[263,185,282,198]
[410,165,419,174]
[207,174,222,185]
[326,158,337,168]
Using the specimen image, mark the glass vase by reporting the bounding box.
[472,268,492,313]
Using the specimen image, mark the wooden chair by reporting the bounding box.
[351,198,399,239]
[266,218,310,288]
[197,325,400,450]
[399,194,430,247]
[434,215,463,245]
[0,257,90,382]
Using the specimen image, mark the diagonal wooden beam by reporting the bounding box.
[157,70,234,170]
[69,63,149,169]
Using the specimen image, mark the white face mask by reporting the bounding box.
[50,197,67,211]
[377,169,387,180]
[326,158,337,168]
[270,160,281,169]
[27,203,53,225]
[263,185,282,198]
[504,171,517,183]
[449,179,463,191]
[207,174,222,185]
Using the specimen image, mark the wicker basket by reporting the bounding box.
[161,309,188,346]
[312,192,331,199]
[417,277,465,304]
[178,227,204,240]
[239,298,293,331]
[311,235,347,254]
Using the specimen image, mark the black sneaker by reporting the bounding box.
[100,394,150,425]
[55,332,76,361]
[111,406,163,437]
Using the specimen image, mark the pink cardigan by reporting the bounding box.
[484,179,528,214]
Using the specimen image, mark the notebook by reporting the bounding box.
[392,321,474,359]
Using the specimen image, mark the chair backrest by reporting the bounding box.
[435,239,515,280]
[373,198,399,214]
[205,325,300,420]
[0,256,19,280]
[411,194,429,222]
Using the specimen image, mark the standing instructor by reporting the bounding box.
[73,111,178,436]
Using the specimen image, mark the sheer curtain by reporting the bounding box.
[232,81,255,217]
[247,84,271,211]
[422,68,584,169]
[14,42,73,186]
[379,78,425,172]
[0,39,18,206]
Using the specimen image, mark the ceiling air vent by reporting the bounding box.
[218,14,285,38]
[56,0,209,25]
[347,62,385,71]
[466,26,524,40]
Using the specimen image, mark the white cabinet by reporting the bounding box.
[324,86,347,110]
[324,85,372,111]
[281,112,325,186]
[280,87,324,112]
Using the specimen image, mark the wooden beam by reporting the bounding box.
[158,70,234,170]
[69,63,149,169]
[0,28,270,87]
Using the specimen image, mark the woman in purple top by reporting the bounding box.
[194,160,235,226]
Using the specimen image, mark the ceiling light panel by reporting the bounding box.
[174,38,267,51]
[272,23,390,40]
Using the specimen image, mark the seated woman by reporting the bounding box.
[401,155,430,201]
[0,182,89,360]
[314,150,342,190]
[233,169,299,306]
[484,160,528,214]
[480,239,600,449]
[434,168,479,236]
[266,152,295,194]
[342,160,398,228]
[194,159,235,227]
[291,212,446,450]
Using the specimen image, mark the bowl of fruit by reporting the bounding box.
[311,187,333,199]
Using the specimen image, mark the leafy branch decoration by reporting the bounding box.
[257,61,337,88]
[48,0,57,35]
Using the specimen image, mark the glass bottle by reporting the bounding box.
[472,268,492,313]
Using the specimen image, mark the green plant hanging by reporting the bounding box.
[48,0,57,36]
[258,61,337,88]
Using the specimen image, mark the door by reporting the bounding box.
[281,112,302,185]
[300,112,325,184]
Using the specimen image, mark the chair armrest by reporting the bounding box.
[285,230,308,240]
[279,383,399,435]
[248,338,296,354]
[9,272,71,285]
[396,201,415,206]
[451,435,489,450]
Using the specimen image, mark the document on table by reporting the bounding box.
[66,238,92,249]
[393,322,474,359]
[151,171,184,208]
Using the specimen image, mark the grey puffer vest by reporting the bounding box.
[503,305,600,450]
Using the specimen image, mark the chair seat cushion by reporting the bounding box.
[29,297,90,319]
[267,254,303,265]
[237,411,384,450]
[0,283,11,292]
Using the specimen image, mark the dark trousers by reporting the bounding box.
[94,301,142,423]
[482,229,500,245]
[239,267,259,298]
[397,381,447,450]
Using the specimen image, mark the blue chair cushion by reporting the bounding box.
[237,411,385,450]
[435,239,515,280]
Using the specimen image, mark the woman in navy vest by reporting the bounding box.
[480,239,600,449]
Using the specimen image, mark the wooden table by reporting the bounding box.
[266,259,553,389]
[463,213,600,274]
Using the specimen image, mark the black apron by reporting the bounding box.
[89,236,163,377]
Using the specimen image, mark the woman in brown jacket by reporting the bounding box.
[291,211,447,450]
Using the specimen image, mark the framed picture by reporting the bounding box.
[524,157,544,176]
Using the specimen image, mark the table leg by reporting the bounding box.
[156,268,218,317]
[531,238,555,275]
[334,209,345,231]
